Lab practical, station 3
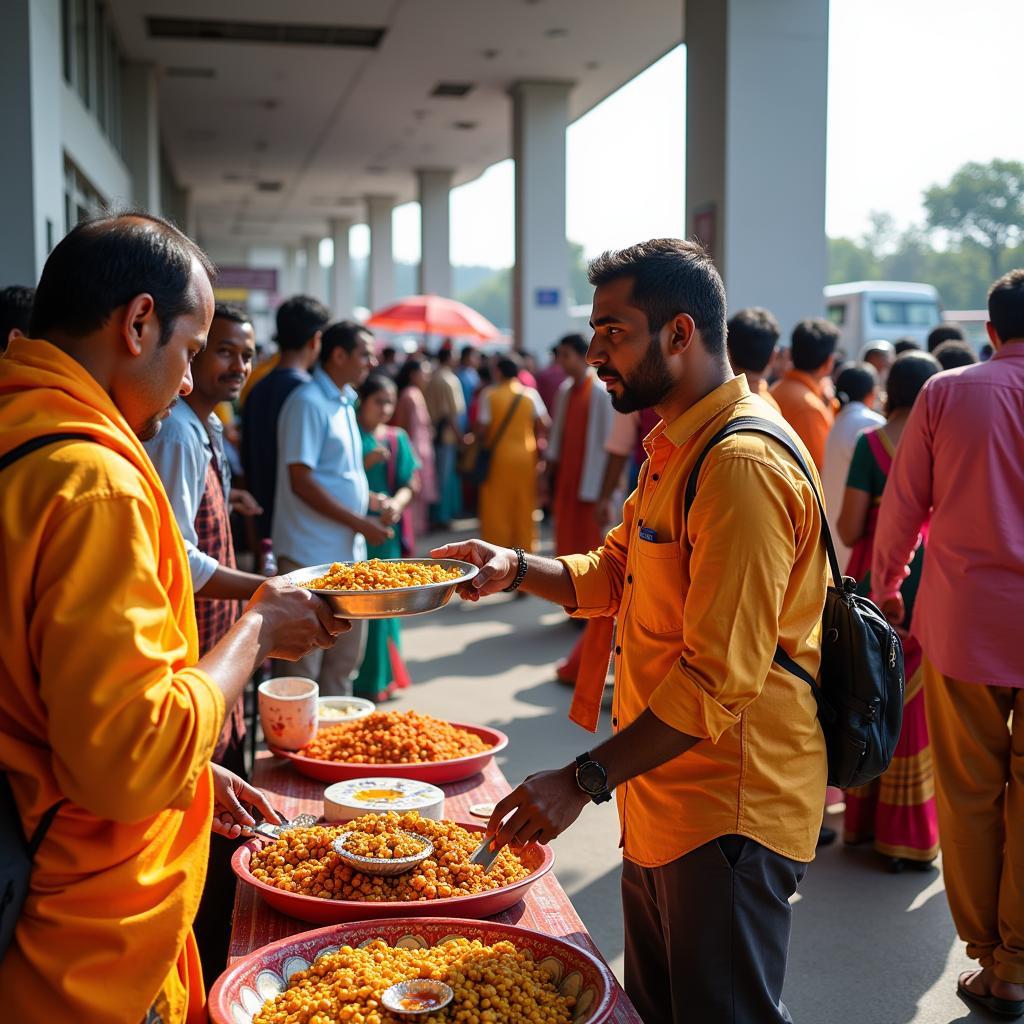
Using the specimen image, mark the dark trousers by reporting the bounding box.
[622,835,806,1024]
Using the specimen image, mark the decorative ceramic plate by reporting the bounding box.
[232,820,554,924]
[208,917,617,1024]
[269,722,508,784]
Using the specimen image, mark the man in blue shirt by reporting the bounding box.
[273,320,391,694]
[241,295,328,539]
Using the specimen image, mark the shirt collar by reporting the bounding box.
[993,340,1024,361]
[648,375,752,450]
[783,368,825,394]
[312,366,357,405]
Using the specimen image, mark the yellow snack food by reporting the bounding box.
[248,811,531,903]
[303,559,461,592]
[252,936,576,1024]
[301,711,490,765]
[341,829,426,860]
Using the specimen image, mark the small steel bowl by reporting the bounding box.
[381,979,455,1015]
[333,830,434,877]
[283,558,479,620]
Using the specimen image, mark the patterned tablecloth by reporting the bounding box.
[228,751,642,1023]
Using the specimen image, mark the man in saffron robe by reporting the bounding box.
[0,213,347,1023]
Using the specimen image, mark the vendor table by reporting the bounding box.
[228,751,642,1023]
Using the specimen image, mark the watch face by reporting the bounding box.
[577,760,607,795]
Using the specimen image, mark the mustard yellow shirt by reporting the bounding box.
[0,339,224,1023]
[770,369,835,470]
[561,376,828,866]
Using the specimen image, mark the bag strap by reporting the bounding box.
[683,415,844,588]
[484,393,525,454]
[0,433,91,848]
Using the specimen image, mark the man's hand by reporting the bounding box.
[378,497,401,526]
[210,763,283,839]
[430,540,519,600]
[357,515,395,546]
[880,593,905,627]
[486,765,589,850]
[230,488,263,517]
[246,577,350,660]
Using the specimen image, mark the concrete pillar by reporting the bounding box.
[417,169,453,297]
[685,0,828,336]
[366,195,396,311]
[511,81,572,358]
[303,235,324,302]
[0,0,63,284]
[330,218,354,318]
[122,64,162,215]
[280,245,300,299]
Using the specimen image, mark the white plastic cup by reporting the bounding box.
[258,676,319,751]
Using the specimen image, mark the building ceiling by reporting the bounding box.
[109,0,684,245]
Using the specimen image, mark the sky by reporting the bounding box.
[351,0,1024,269]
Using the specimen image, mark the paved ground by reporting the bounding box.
[388,522,985,1024]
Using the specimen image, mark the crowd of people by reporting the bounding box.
[0,216,1020,1024]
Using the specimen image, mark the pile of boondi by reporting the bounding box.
[249,812,530,902]
[303,559,461,591]
[341,829,426,861]
[301,711,490,765]
[252,937,576,1024]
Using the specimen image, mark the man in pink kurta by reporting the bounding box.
[873,269,1024,1016]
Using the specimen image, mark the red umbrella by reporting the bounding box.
[365,294,501,342]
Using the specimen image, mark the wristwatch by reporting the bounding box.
[574,752,612,804]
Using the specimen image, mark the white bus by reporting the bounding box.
[824,281,942,353]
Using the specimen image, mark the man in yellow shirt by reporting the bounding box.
[0,213,347,1023]
[770,317,840,469]
[435,238,828,1024]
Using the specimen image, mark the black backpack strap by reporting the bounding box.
[683,415,844,588]
[0,433,90,850]
[0,433,94,473]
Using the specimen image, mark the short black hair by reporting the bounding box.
[988,269,1024,344]
[320,320,371,365]
[790,317,840,373]
[727,307,780,374]
[496,354,521,380]
[587,238,727,356]
[555,332,589,358]
[460,346,477,364]
[834,362,879,406]
[275,294,330,352]
[893,338,921,355]
[927,322,964,352]
[29,212,214,346]
[0,285,34,349]
[933,339,978,370]
[213,302,250,326]
[886,351,941,414]
[381,345,397,361]
[437,346,455,365]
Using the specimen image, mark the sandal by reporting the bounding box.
[957,970,1024,1018]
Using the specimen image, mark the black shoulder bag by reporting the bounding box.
[684,416,904,789]
[0,433,91,960]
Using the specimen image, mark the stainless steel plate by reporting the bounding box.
[282,558,479,620]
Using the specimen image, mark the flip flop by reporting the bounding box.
[957,973,1024,1019]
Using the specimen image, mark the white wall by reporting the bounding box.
[61,84,132,209]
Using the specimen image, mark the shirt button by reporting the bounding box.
[612,716,618,728]
[615,645,622,655]
[652,473,660,481]
[627,574,633,584]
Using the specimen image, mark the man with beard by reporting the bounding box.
[434,238,828,1024]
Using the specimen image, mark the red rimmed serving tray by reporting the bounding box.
[269,722,508,784]
[209,916,617,1024]
[231,820,553,925]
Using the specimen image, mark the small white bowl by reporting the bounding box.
[381,979,454,1015]
[317,696,376,728]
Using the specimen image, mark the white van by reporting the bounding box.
[824,281,942,353]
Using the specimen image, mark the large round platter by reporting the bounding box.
[282,558,478,619]
[209,916,617,1024]
[231,820,553,925]
[269,722,508,784]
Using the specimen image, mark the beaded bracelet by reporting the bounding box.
[502,547,528,593]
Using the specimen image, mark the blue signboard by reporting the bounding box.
[535,288,561,308]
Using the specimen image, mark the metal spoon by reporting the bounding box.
[240,812,318,840]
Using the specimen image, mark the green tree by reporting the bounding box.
[923,159,1024,278]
